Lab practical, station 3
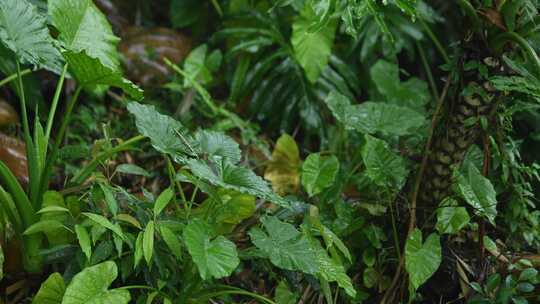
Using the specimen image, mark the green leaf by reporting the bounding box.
[153,188,174,216]
[361,135,409,188]
[183,44,213,86]
[0,0,63,73]
[0,243,3,280]
[62,261,130,304]
[301,153,339,197]
[63,50,142,99]
[363,267,378,288]
[134,232,143,268]
[32,273,65,304]
[49,0,120,69]
[183,219,239,280]
[143,221,154,265]
[127,102,196,163]
[405,229,442,291]
[436,199,470,234]
[115,164,150,177]
[75,224,91,260]
[275,281,297,304]
[83,213,124,239]
[457,164,498,225]
[249,216,318,274]
[324,91,425,136]
[24,220,71,235]
[187,158,289,207]
[291,5,337,83]
[159,225,182,260]
[99,184,118,215]
[37,206,70,214]
[195,130,242,164]
[40,191,71,245]
[170,0,203,28]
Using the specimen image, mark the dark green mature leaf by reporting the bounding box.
[75,224,91,260]
[301,153,339,197]
[32,273,65,304]
[62,261,130,304]
[159,225,182,260]
[63,51,142,99]
[49,0,120,69]
[275,281,297,304]
[183,219,239,280]
[127,102,196,162]
[291,5,337,83]
[153,188,174,216]
[83,213,124,239]
[457,164,498,225]
[195,130,242,164]
[324,91,425,136]
[405,229,441,291]
[436,199,470,234]
[361,135,409,188]
[249,216,318,274]
[170,0,203,28]
[0,0,63,73]
[187,158,289,207]
[311,241,356,297]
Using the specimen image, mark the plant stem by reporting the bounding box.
[71,135,146,184]
[457,0,481,32]
[491,31,540,77]
[15,62,31,146]
[45,64,68,142]
[417,41,439,99]
[419,19,450,65]
[0,69,31,87]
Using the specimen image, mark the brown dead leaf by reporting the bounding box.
[264,134,300,196]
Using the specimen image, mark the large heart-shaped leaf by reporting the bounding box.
[49,0,119,69]
[183,219,239,280]
[301,153,339,197]
[63,50,142,99]
[62,261,130,304]
[436,199,470,234]
[32,273,66,304]
[0,0,63,73]
[405,229,441,291]
[194,130,242,164]
[457,164,498,225]
[361,135,409,189]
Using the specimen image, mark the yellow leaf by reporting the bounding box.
[264,134,300,195]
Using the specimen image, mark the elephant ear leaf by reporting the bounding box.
[61,261,130,304]
[0,0,63,73]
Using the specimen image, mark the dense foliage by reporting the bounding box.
[1,0,540,303]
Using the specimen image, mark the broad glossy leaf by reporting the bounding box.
[187,158,289,207]
[153,188,174,216]
[264,134,301,195]
[405,229,441,290]
[0,0,63,73]
[361,135,409,188]
[63,50,142,99]
[436,199,470,234]
[324,91,425,136]
[291,5,337,83]
[127,102,196,162]
[312,243,356,297]
[32,273,65,304]
[75,225,91,260]
[301,153,339,197]
[183,219,239,280]
[194,130,241,164]
[159,225,182,260]
[249,216,318,274]
[457,164,497,225]
[143,221,154,265]
[49,0,120,69]
[62,261,130,304]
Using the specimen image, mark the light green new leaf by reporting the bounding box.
[405,229,441,291]
[127,102,197,163]
[301,153,339,197]
[324,91,425,136]
[249,216,318,274]
[62,261,130,304]
[154,188,174,216]
[49,0,120,69]
[457,164,498,225]
[183,44,213,86]
[24,220,71,235]
[436,199,470,234]
[63,50,142,99]
[0,0,63,73]
[75,225,92,260]
[195,130,242,164]
[32,273,65,304]
[291,5,337,83]
[83,213,124,239]
[143,221,154,264]
[160,226,182,260]
[183,220,239,280]
[361,135,409,188]
[40,191,70,245]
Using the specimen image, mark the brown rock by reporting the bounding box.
[0,133,28,185]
